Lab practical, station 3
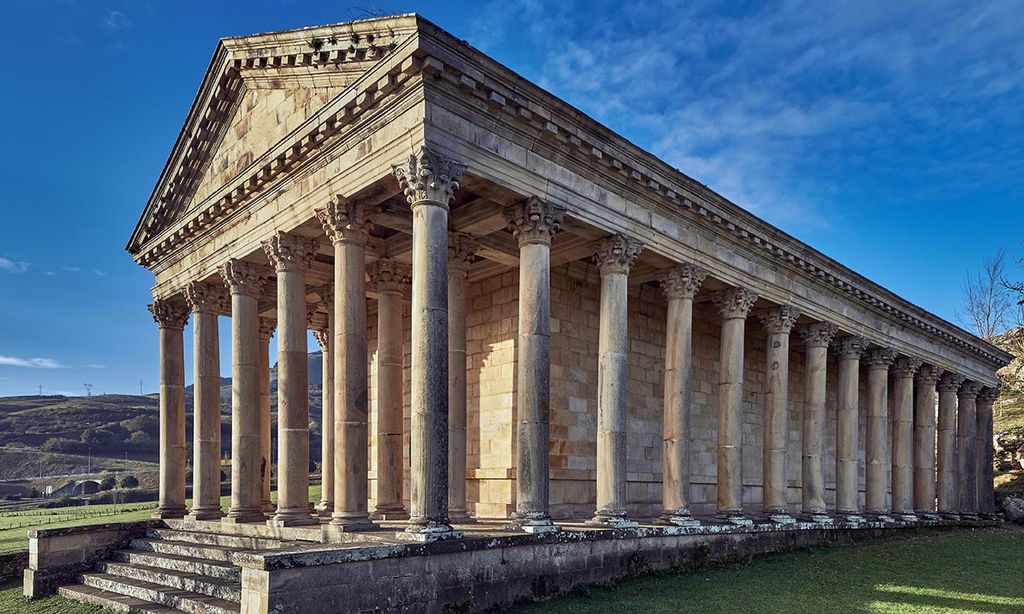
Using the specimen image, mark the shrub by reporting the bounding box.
[119,474,139,489]
[99,476,117,491]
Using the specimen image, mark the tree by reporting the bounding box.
[119,474,139,489]
[99,475,116,491]
[958,250,1014,339]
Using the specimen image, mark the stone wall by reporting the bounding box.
[0,550,27,582]
[364,261,888,520]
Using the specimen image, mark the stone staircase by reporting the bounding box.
[57,526,296,613]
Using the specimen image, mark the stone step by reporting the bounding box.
[147,527,286,551]
[113,549,241,582]
[97,561,242,603]
[129,538,245,563]
[59,583,180,613]
[80,572,240,614]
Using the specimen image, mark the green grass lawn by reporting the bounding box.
[519,527,1024,614]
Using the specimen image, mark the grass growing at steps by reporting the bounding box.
[519,527,1024,614]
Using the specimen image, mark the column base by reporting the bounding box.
[867,512,896,523]
[398,520,463,542]
[507,512,560,533]
[316,504,334,519]
[222,509,267,524]
[152,505,187,520]
[371,508,410,521]
[895,512,918,523]
[329,511,380,532]
[261,501,276,514]
[764,512,797,525]
[836,511,865,524]
[186,508,224,521]
[268,508,319,528]
[657,511,701,528]
[448,510,476,524]
[587,509,638,529]
[799,511,834,524]
[716,512,753,526]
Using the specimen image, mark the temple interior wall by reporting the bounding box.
[362,264,898,520]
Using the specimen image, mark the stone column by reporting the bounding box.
[957,380,982,519]
[913,365,941,517]
[758,305,800,523]
[865,347,895,519]
[447,232,479,524]
[506,199,565,532]
[891,356,922,521]
[936,371,965,517]
[588,234,645,528]
[220,259,267,523]
[368,259,411,520]
[184,282,227,520]
[263,233,317,527]
[149,297,189,519]
[317,200,378,532]
[393,147,465,541]
[313,293,334,516]
[976,387,999,518]
[656,263,707,527]
[713,286,759,525]
[257,318,275,513]
[835,335,867,521]
[800,322,836,522]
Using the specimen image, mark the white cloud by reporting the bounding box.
[103,10,131,30]
[0,258,29,273]
[84,364,106,369]
[0,356,69,369]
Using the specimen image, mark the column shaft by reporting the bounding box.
[448,233,477,524]
[976,389,998,517]
[315,309,335,516]
[185,282,225,520]
[150,299,188,519]
[913,367,940,514]
[801,323,835,517]
[835,336,866,517]
[760,306,799,519]
[258,320,274,513]
[956,381,981,517]
[865,349,895,515]
[373,281,407,519]
[936,373,963,515]
[891,357,921,517]
[658,264,706,526]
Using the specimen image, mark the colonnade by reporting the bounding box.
[148,147,1000,536]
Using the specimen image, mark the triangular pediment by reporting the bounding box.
[127,14,421,255]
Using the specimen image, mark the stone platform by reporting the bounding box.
[27,516,997,613]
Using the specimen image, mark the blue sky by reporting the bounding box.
[0,0,1021,396]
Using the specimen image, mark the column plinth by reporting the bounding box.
[892,356,922,522]
[800,322,837,522]
[506,199,565,533]
[220,260,268,524]
[150,298,189,519]
[393,147,464,541]
[865,348,896,521]
[712,286,759,525]
[368,260,411,521]
[936,372,965,518]
[317,201,379,533]
[264,233,318,528]
[914,366,941,518]
[835,335,867,522]
[587,234,645,529]
[657,264,707,527]
[184,282,227,521]
[956,380,982,520]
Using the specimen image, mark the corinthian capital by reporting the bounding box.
[958,380,982,399]
[977,387,1000,405]
[258,317,276,341]
[893,356,923,378]
[505,197,565,247]
[714,287,758,320]
[316,196,375,247]
[865,348,896,370]
[801,321,837,348]
[262,232,315,273]
[367,259,412,295]
[148,297,189,330]
[392,146,466,208]
[184,281,228,314]
[916,364,942,385]
[835,335,868,359]
[758,305,800,335]
[313,330,330,352]
[593,234,644,275]
[219,259,267,297]
[937,371,965,393]
[448,232,480,274]
[657,263,707,300]
[306,305,327,332]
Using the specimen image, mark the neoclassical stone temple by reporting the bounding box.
[29,15,1012,614]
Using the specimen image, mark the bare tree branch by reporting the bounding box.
[957,249,1013,339]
